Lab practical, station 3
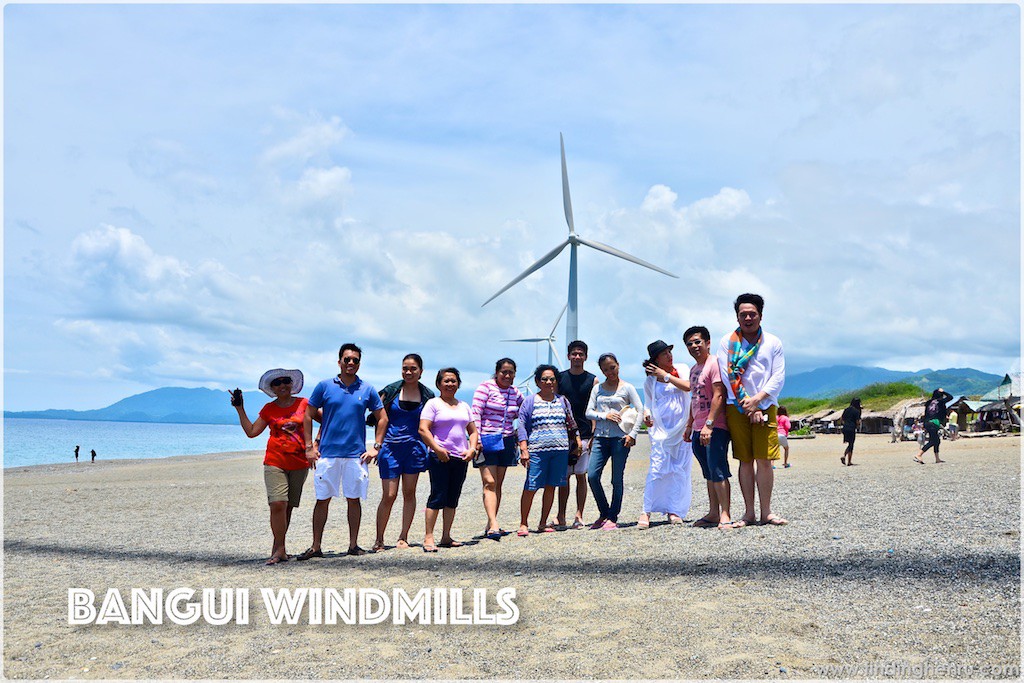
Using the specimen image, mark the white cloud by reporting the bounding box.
[261,114,349,166]
[293,166,353,204]
[686,187,751,222]
[4,4,1019,411]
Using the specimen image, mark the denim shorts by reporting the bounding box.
[524,449,569,491]
[692,427,732,482]
[473,434,518,468]
[377,440,428,479]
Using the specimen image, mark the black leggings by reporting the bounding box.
[921,422,941,454]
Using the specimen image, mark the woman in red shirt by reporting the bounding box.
[232,369,311,565]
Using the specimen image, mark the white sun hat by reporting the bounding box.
[258,368,304,397]
[618,405,639,435]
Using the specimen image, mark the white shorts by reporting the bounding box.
[567,442,592,477]
[777,433,789,448]
[313,457,369,500]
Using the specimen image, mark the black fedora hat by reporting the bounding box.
[646,340,674,365]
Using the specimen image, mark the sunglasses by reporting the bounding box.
[341,358,361,365]
[270,377,293,387]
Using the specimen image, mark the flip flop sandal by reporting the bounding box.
[296,547,324,561]
[438,540,464,548]
[423,545,439,553]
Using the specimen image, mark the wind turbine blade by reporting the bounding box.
[502,338,547,343]
[548,302,568,337]
[576,236,679,278]
[560,133,575,235]
[548,340,562,369]
[480,239,571,307]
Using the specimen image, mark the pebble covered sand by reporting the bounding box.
[3,433,1020,679]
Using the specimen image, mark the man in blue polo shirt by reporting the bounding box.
[299,343,387,559]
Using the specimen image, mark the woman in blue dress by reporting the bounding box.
[371,353,435,551]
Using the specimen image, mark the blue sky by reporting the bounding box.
[4,3,1020,411]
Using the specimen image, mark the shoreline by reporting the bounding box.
[4,433,1020,679]
[3,449,263,474]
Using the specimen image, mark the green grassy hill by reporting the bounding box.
[783,381,927,415]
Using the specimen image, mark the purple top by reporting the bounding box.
[421,398,474,458]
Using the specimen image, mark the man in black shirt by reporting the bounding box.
[914,388,952,464]
[840,398,861,466]
[556,340,598,528]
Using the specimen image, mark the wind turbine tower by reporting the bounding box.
[482,134,678,343]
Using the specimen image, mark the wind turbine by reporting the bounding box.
[482,133,678,343]
[501,304,568,370]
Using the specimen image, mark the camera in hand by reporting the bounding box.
[230,388,244,407]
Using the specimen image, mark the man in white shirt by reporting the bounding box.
[716,293,788,527]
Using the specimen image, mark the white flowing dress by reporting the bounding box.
[642,367,693,517]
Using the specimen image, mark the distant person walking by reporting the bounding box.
[841,398,861,466]
[777,406,792,468]
[947,410,960,440]
[914,388,953,464]
[90,449,96,463]
[231,368,311,565]
[74,445,80,462]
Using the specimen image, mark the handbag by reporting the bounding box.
[479,386,513,458]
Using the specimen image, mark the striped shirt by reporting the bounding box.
[517,394,576,453]
[470,380,523,437]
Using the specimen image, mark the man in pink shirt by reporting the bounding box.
[683,326,735,529]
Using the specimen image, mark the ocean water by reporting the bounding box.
[2,418,263,469]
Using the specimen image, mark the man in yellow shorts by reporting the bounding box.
[716,293,788,527]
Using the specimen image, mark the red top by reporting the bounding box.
[258,397,310,470]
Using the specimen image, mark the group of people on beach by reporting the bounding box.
[72,445,96,463]
[232,292,788,565]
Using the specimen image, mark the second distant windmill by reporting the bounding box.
[502,304,567,370]
[482,133,678,342]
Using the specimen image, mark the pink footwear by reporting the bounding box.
[600,520,618,531]
[589,519,606,530]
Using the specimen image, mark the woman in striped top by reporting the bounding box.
[516,365,582,536]
[471,358,524,540]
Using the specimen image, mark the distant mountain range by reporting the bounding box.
[4,366,1005,424]
[5,387,266,425]
[4,386,478,425]
[780,365,1002,399]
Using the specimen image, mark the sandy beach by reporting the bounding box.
[3,433,1020,679]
